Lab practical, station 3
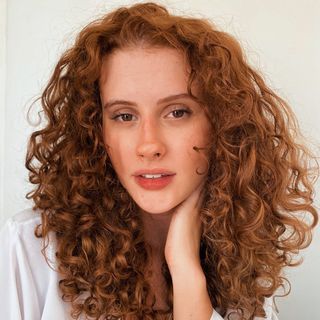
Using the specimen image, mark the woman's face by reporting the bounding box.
[100,47,211,215]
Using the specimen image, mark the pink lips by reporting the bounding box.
[134,174,175,190]
[133,168,176,190]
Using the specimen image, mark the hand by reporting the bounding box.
[164,180,206,274]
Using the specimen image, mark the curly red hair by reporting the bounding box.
[26,2,319,319]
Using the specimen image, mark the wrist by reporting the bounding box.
[171,265,213,320]
[165,247,201,271]
[170,261,206,284]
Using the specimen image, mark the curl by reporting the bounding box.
[193,145,210,176]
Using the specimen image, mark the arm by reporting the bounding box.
[162,181,279,320]
[0,219,22,320]
[171,262,214,320]
[165,184,278,320]
[164,182,215,320]
[0,217,41,320]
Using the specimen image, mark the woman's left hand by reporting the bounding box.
[164,180,206,274]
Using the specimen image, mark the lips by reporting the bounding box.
[133,168,176,177]
[133,168,176,190]
[134,174,175,190]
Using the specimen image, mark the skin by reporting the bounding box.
[100,46,214,317]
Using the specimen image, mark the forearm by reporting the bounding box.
[171,263,214,320]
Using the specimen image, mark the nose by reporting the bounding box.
[136,119,166,160]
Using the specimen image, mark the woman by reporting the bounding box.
[0,2,318,319]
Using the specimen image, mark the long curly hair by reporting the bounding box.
[26,2,319,319]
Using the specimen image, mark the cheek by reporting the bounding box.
[184,126,210,172]
[176,135,208,171]
[103,130,127,173]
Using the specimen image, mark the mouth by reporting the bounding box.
[133,168,175,177]
[138,173,174,178]
[134,174,175,190]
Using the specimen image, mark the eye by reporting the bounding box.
[111,113,135,122]
[110,107,192,122]
[167,108,192,119]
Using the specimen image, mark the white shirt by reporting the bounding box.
[0,209,279,320]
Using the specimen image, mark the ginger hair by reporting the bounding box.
[26,2,319,319]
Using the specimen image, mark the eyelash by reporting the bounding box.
[110,108,192,122]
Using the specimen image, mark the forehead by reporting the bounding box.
[99,47,200,101]
[100,47,189,84]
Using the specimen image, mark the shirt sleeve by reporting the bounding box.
[209,296,280,320]
[0,218,42,320]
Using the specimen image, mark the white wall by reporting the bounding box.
[0,0,6,226]
[1,0,319,319]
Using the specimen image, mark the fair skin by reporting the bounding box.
[100,46,214,319]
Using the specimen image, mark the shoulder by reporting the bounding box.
[0,207,57,267]
[3,207,41,232]
[212,296,279,320]
[1,208,42,249]
[0,209,72,319]
[6,207,41,225]
[0,208,60,301]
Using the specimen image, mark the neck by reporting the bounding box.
[140,208,173,255]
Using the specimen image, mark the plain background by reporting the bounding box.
[0,0,319,319]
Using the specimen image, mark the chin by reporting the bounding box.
[134,196,180,215]
[124,181,187,215]
[142,208,175,215]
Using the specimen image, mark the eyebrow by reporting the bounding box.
[102,93,197,110]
